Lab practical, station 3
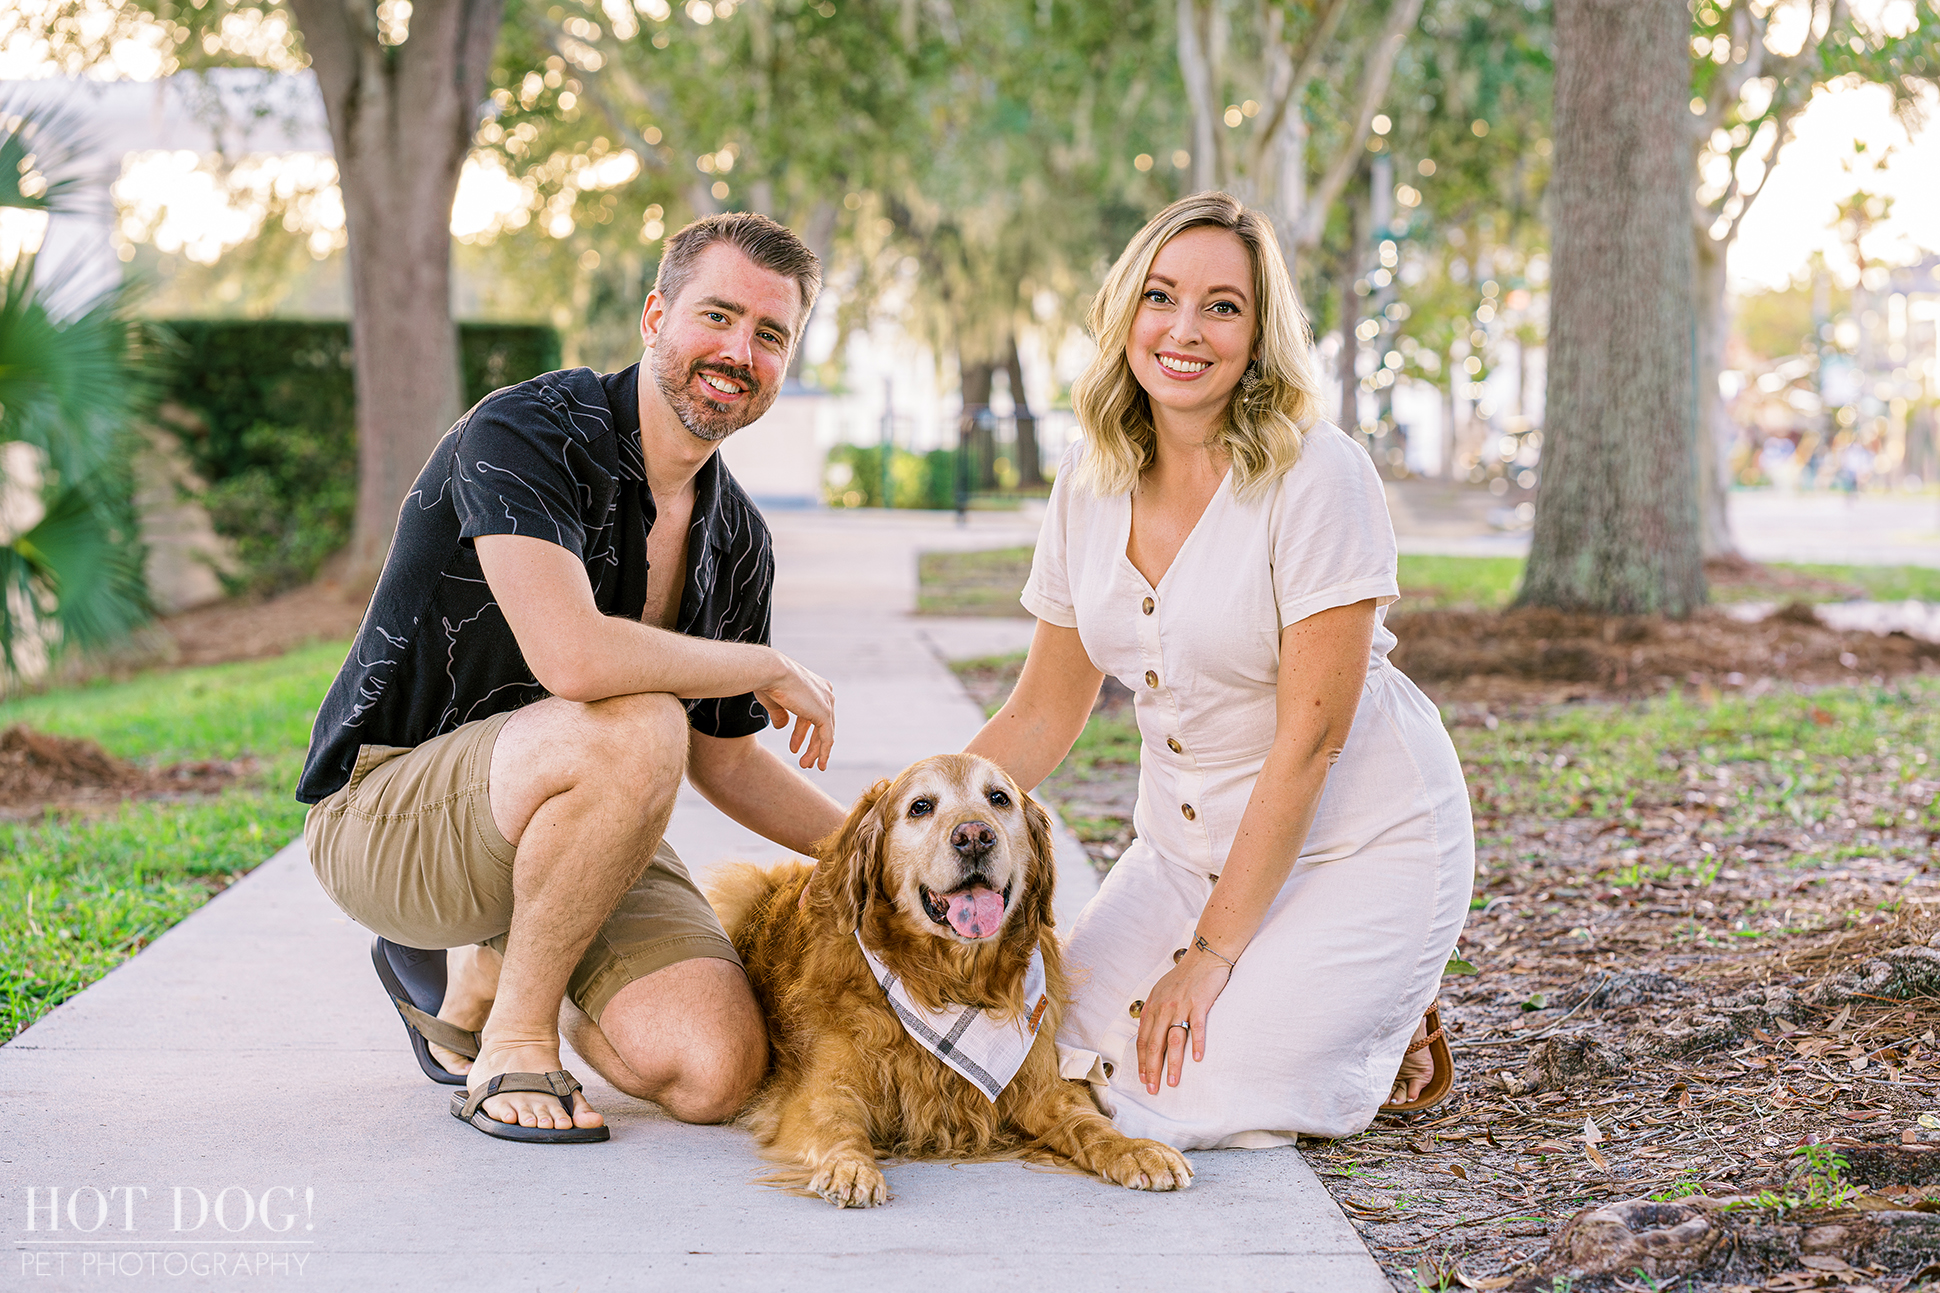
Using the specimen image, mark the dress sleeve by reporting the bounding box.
[1270,425,1401,629]
[1020,444,1083,628]
[450,385,594,559]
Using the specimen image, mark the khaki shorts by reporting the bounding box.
[303,707,740,1024]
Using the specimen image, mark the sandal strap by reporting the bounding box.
[1404,1026,1445,1056]
[392,999,481,1059]
[459,1070,584,1120]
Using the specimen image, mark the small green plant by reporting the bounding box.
[1791,1142,1861,1208]
[1550,1276,1574,1293]
[1647,1180,1702,1201]
[1410,1265,1456,1293]
[1730,1142,1861,1214]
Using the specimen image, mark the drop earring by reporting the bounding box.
[1239,361,1263,394]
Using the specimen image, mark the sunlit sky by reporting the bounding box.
[2,2,1936,300]
[1733,80,1940,292]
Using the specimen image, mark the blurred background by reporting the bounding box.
[0,0,1936,635]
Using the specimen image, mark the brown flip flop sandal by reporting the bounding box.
[451,1069,610,1144]
[371,937,479,1086]
[1378,1003,1453,1116]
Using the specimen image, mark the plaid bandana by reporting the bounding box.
[854,932,1049,1102]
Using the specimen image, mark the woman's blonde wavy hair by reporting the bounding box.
[1072,191,1324,498]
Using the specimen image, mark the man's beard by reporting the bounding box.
[651,349,770,444]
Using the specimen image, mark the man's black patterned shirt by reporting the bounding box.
[297,364,774,804]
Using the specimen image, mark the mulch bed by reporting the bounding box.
[0,726,248,818]
[159,580,369,668]
[952,610,1940,1292]
[1390,603,1940,715]
[1313,799,1940,1293]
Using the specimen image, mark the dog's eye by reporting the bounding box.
[987,788,1012,808]
[908,798,934,817]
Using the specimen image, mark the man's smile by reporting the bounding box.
[697,368,749,400]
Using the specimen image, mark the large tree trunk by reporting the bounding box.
[1337,176,1366,433]
[1518,0,1705,618]
[1693,234,1739,558]
[286,0,504,585]
[958,355,997,491]
[1441,374,1458,479]
[1005,337,1043,489]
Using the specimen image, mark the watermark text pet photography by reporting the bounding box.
[14,1184,318,1279]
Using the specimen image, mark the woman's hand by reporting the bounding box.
[1134,946,1233,1094]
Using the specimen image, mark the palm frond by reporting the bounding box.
[0,481,149,671]
[0,257,144,487]
[0,94,99,215]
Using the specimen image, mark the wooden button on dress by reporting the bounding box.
[1141,596,1154,614]
[1144,670,1158,688]
[1166,737,1183,753]
[1181,803,1197,821]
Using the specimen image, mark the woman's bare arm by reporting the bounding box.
[1134,598,1378,1093]
[964,619,1105,792]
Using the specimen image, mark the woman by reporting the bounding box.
[966,193,1473,1150]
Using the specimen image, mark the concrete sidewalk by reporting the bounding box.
[1386,482,1940,567]
[1,507,1389,1293]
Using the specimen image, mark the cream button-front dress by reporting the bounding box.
[1024,424,1475,1150]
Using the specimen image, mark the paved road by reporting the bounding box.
[0,507,1389,1293]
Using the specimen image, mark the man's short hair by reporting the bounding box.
[652,212,823,331]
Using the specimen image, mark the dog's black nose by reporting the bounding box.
[951,821,996,856]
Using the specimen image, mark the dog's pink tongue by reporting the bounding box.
[945,886,1004,939]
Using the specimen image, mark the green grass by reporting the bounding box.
[916,547,1036,617]
[1457,677,1938,846]
[916,548,1940,616]
[1760,563,1940,604]
[0,640,349,1041]
[1394,555,1525,609]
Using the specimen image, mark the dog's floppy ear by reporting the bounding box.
[808,777,891,934]
[1021,788,1058,932]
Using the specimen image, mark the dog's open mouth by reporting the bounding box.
[919,881,1013,940]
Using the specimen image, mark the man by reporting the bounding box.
[298,212,847,1143]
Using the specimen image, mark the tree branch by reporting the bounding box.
[1721,100,1803,246]
[1294,0,1422,250]
[1250,0,1351,169]
[1175,0,1221,192]
[547,32,672,172]
[284,0,371,121]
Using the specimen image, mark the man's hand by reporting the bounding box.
[756,651,835,771]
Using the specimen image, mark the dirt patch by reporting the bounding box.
[0,726,249,817]
[160,580,369,668]
[1392,603,1940,712]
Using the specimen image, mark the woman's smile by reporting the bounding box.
[1154,351,1213,379]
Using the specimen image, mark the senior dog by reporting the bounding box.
[706,753,1192,1207]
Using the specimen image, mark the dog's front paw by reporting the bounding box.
[809,1155,889,1208]
[1097,1138,1193,1192]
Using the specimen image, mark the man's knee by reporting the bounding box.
[600,959,768,1121]
[667,1024,767,1124]
[583,691,688,798]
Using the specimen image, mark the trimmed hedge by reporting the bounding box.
[156,321,560,594]
[824,443,961,510]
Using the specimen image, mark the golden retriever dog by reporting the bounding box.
[706,753,1192,1207]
